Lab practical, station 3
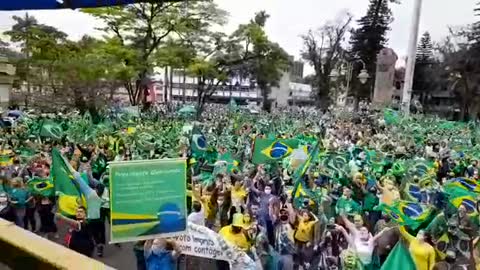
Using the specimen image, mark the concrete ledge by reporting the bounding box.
[0,219,115,270]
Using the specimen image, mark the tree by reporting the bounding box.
[232,11,290,111]
[416,32,433,62]
[349,0,399,101]
[436,28,480,121]
[83,1,228,106]
[412,32,436,104]
[301,12,353,109]
[52,36,127,117]
[5,13,68,107]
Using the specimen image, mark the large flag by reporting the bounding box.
[252,138,300,164]
[291,142,320,207]
[444,185,478,216]
[51,148,84,217]
[380,242,416,270]
[27,177,54,198]
[216,152,240,174]
[377,200,432,230]
[191,126,207,158]
[39,119,63,141]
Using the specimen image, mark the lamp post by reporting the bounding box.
[401,0,423,115]
[329,59,370,106]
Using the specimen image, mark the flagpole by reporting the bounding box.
[401,0,423,115]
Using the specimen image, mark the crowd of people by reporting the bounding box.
[1,103,480,270]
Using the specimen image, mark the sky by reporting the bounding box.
[0,0,477,74]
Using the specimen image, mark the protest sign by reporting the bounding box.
[109,158,187,243]
[169,223,256,270]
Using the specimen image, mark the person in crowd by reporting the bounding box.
[399,226,436,270]
[56,206,95,257]
[219,213,251,252]
[9,177,32,228]
[187,201,205,226]
[293,208,318,269]
[0,192,16,222]
[37,195,58,239]
[144,238,181,270]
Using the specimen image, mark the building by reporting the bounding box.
[0,56,16,109]
[270,70,313,107]
[290,60,304,82]
[144,70,262,105]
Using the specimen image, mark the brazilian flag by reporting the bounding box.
[444,177,480,195]
[39,119,63,141]
[291,142,320,208]
[191,126,207,158]
[444,185,478,216]
[377,200,433,230]
[380,242,416,270]
[252,138,299,164]
[217,152,240,174]
[51,148,84,217]
[27,177,54,197]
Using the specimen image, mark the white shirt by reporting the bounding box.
[187,210,205,226]
[352,235,374,265]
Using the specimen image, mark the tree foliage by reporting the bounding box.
[82,1,228,105]
[231,11,290,111]
[349,0,398,100]
[412,32,436,102]
[301,12,353,109]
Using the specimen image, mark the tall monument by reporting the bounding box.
[0,55,16,109]
[373,48,398,104]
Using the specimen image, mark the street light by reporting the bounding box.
[358,69,370,84]
[329,59,369,106]
[329,69,340,82]
[329,60,369,85]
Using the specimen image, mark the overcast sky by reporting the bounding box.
[0,0,477,73]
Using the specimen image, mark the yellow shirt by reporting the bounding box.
[199,196,214,219]
[219,225,251,251]
[295,220,316,243]
[400,227,436,270]
[231,187,247,207]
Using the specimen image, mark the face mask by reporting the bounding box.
[151,244,165,255]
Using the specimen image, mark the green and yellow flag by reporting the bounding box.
[380,242,416,270]
[252,138,300,164]
[51,148,84,217]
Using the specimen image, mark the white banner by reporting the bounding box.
[168,223,256,270]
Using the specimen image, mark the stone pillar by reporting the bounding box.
[373,48,398,104]
[0,56,16,109]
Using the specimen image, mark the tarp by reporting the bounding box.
[0,0,181,11]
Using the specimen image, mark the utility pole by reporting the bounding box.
[401,0,423,115]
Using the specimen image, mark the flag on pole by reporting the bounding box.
[380,242,416,270]
[51,148,84,217]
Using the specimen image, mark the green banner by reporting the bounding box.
[109,158,187,243]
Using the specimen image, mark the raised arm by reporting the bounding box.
[144,239,153,258]
[340,214,358,237]
[55,212,81,231]
[372,227,394,243]
[335,224,354,247]
[399,226,415,243]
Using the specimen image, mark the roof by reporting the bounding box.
[0,0,182,11]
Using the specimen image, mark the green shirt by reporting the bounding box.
[335,196,361,215]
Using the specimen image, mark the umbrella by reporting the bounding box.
[178,105,197,115]
[7,110,23,119]
[0,0,180,11]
